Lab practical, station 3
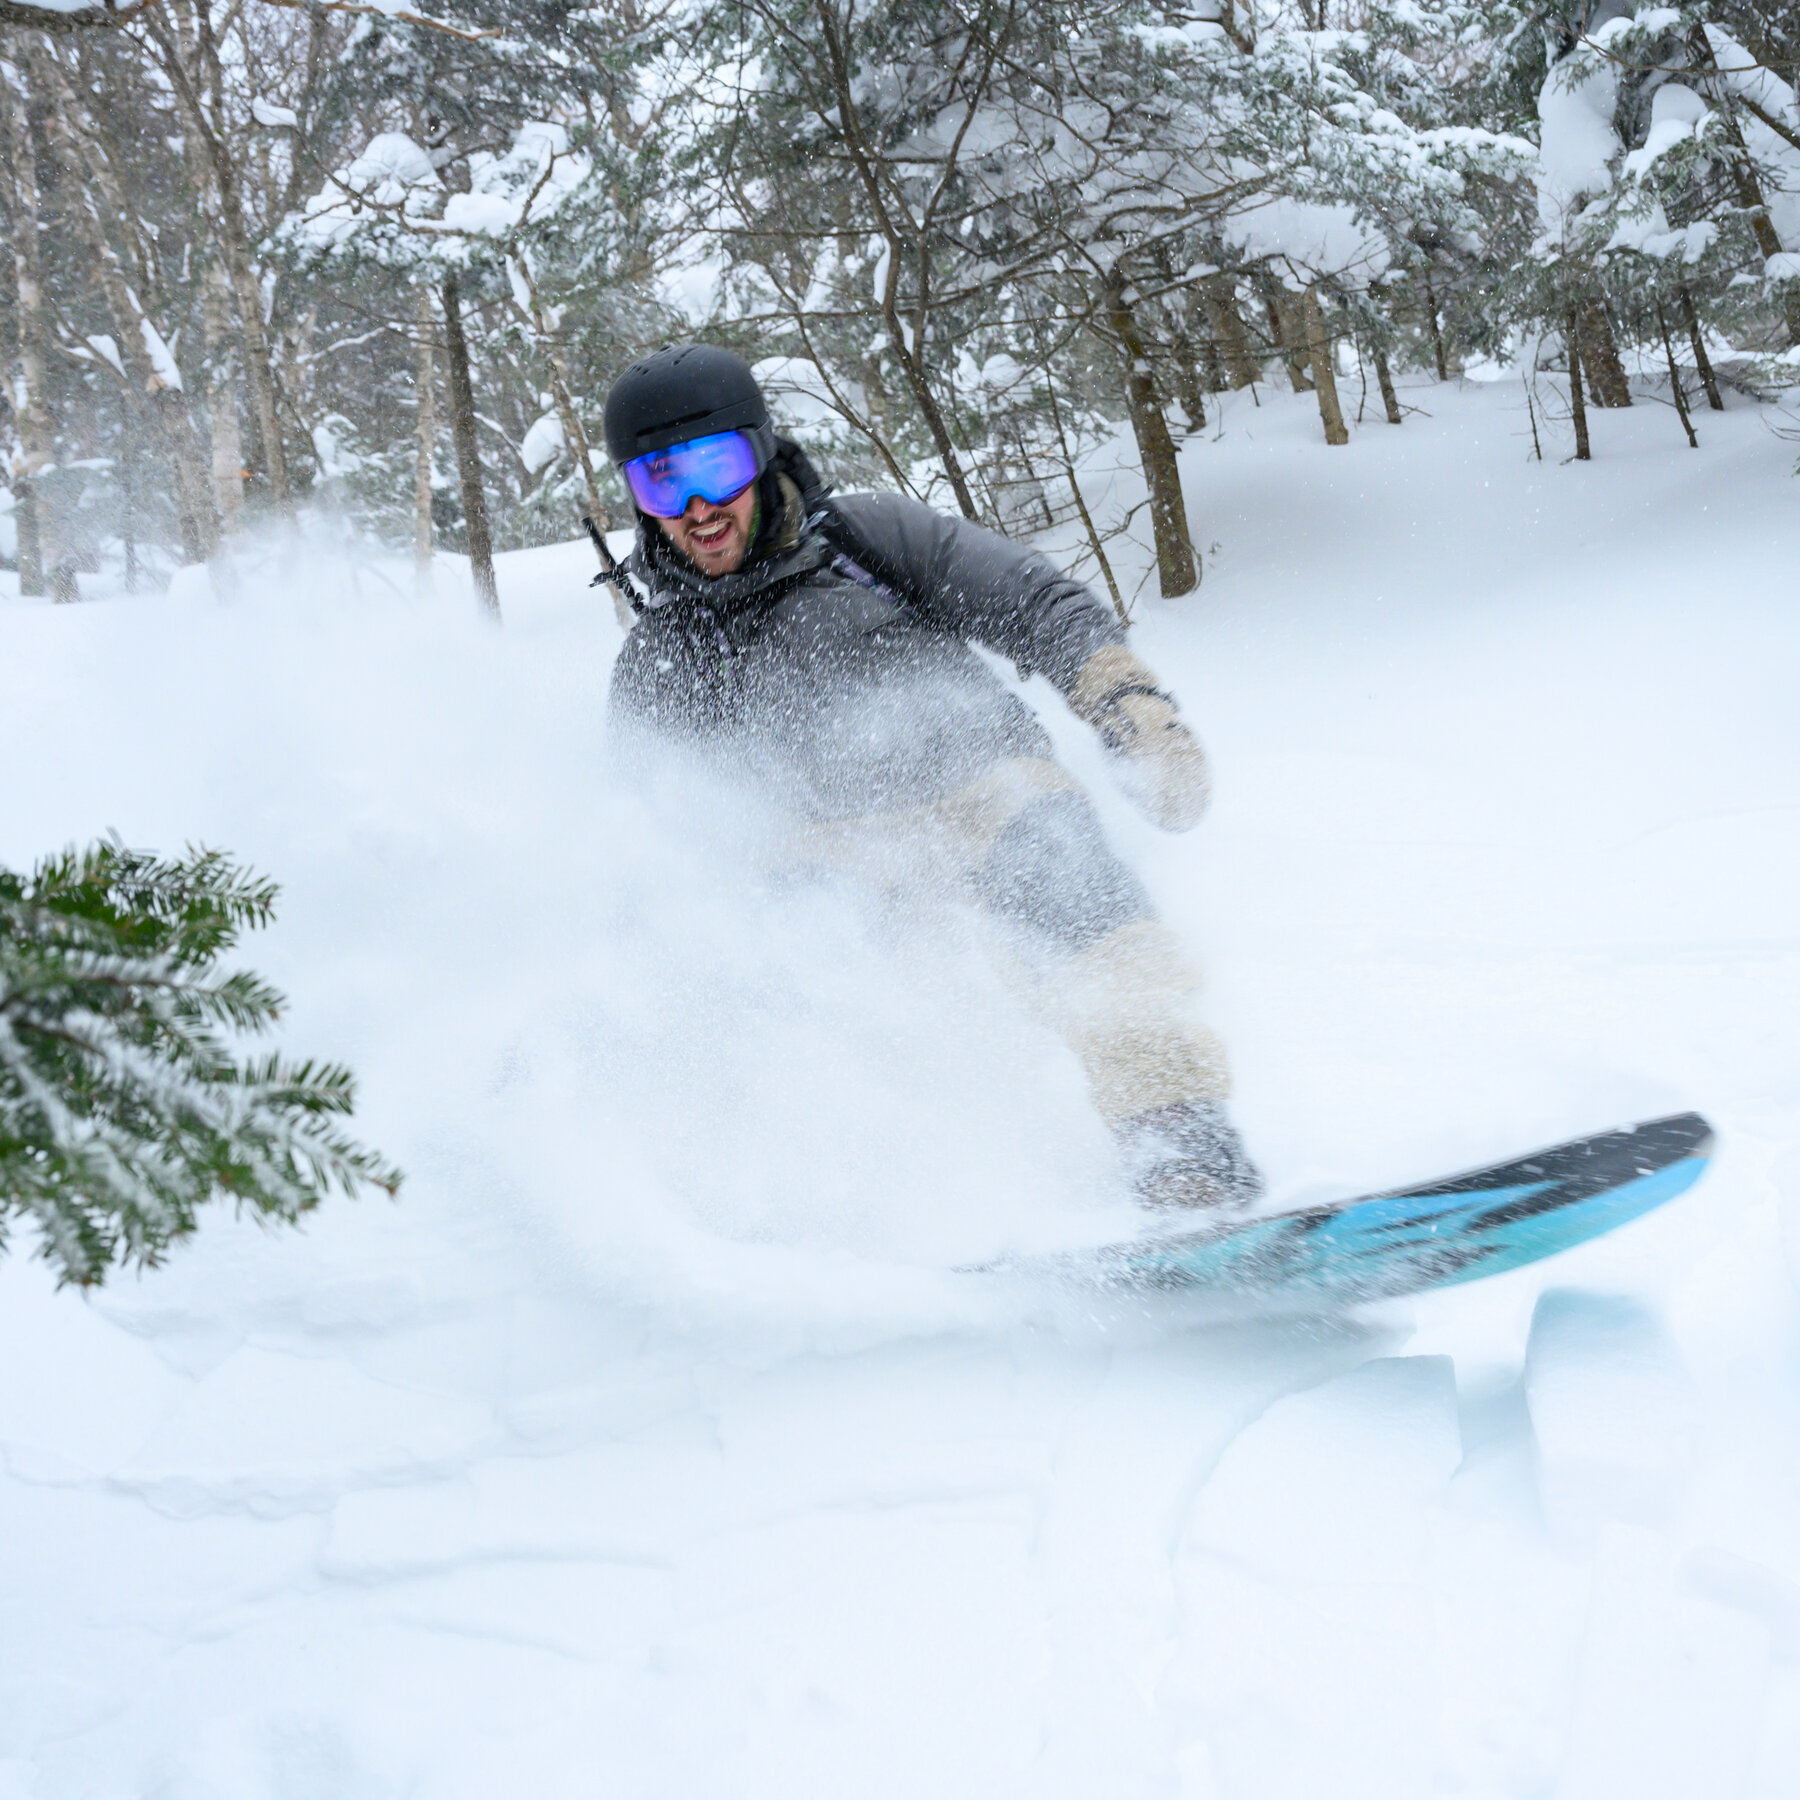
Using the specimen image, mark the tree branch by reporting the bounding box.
[0,0,156,33]
[251,0,502,43]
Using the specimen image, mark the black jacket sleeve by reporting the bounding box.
[829,492,1126,696]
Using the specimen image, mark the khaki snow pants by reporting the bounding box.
[803,754,1231,1125]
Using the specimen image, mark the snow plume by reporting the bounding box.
[0,534,1115,1326]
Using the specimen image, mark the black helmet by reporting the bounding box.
[603,343,776,466]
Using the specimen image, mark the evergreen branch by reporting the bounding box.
[1,840,401,1286]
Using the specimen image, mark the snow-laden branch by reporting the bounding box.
[251,0,503,45]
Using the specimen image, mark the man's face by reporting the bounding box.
[656,483,758,578]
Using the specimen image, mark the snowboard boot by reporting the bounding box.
[1115,1096,1263,1212]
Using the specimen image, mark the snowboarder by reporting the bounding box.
[602,343,1259,1208]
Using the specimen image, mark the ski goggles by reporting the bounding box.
[621,430,761,518]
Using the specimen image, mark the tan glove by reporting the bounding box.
[1069,645,1211,831]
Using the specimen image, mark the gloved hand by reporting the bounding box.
[1070,646,1211,831]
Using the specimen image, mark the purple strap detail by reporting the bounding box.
[830,552,903,608]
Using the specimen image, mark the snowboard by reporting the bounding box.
[1000,1112,1714,1304]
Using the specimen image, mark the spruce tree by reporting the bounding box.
[0,839,400,1287]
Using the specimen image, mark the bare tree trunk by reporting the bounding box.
[1101,269,1198,597]
[212,176,292,516]
[1264,285,1313,391]
[1040,361,1126,623]
[413,285,436,596]
[1679,285,1725,411]
[1146,252,1207,431]
[441,273,500,622]
[170,25,243,535]
[1655,303,1698,448]
[13,476,44,596]
[1577,299,1631,408]
[145,7,293,516]
[1373,346,1403,424]
[118,394,140,593]
[1200,277,1262,389]
[1566,307,1591,461]
[504,250,634,622]
[1423,273,1451,381]
[202,260,243,528]
[1165,321,1208,433]
[39,40,219,562]
[1,54,56,596]
[59,157,217,561]
[1301,287,1349,446]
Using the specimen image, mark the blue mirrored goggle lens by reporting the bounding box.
[623,431,760,518]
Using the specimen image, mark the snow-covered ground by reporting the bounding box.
[3,376,1798,1798]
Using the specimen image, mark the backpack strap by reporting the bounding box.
[810,495,1037,680]
[809,498,938,624]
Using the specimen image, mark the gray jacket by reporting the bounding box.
[608,444,1126,820]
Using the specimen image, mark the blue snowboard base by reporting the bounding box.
[1003,1112,1714,1305]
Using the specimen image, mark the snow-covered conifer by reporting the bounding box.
[0,839,401,1288]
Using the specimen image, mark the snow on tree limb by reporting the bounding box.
[251,0,503,44]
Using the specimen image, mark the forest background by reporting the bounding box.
[3,0,1799,618]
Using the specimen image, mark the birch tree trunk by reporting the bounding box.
[413,285,436,596]
[1302,287,1350,446]
[38,41,221,565]
[167,17,243,535]
[2,53,56,597]
[201,254,243,529]
[42,43,220,563]
[510,270,638,628]
[441,273,500,622]
[1102,268,1198,597]
[144,8,294,517]
[53,119,217,561]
